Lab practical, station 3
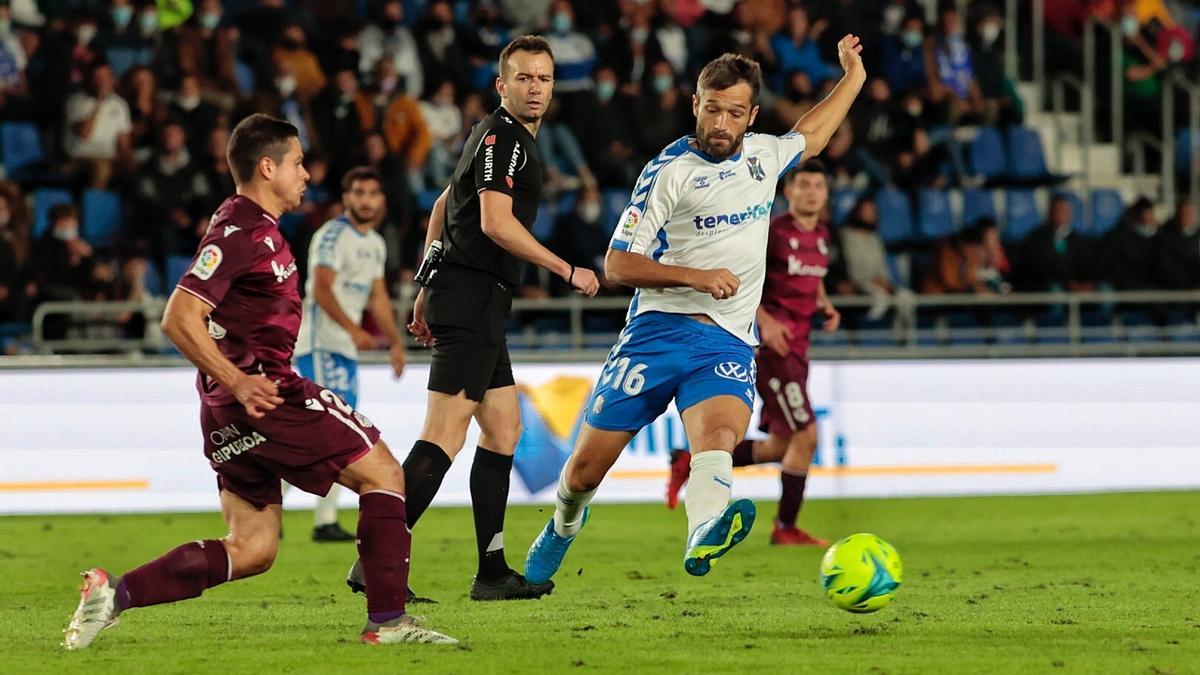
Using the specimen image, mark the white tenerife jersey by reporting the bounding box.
[609,132,807,345]
[295,216,387,359]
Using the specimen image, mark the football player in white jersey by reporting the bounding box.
[293,167,407,541]
[526,36,865,583]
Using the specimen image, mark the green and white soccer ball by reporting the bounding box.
[819,533,903,613]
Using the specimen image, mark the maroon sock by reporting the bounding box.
[358,491,410,624]
[776,469,808,528]
[731,439,756,467]
[116,539,229,610]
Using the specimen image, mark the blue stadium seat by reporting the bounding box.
[531,204,556,241]
[1176,128,1195,174]
[875,188,913,245]
[1003,189,1040,243]
[830,188,860,225]
[916,189,955,240]
[82,190,122,247]
[961,188,997,227]
[166,255,194,287]
[968,127,1007,181]
[1006,126,1052,182]
[601,188,629,227]
[234,61,256,96]
[1,122,44,180]
[32,188,74,237]
[1088,189,1123,237]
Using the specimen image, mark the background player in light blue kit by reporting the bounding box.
[293,167,408,541]
[525,36,866,583]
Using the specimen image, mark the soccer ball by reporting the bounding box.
[819,533,903,613]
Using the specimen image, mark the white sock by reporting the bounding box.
[314,485,339,527]
[684,451,733,535]
[552,471,596,537]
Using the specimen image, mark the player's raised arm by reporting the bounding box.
[161,289,281,417]
[792,35,866,161]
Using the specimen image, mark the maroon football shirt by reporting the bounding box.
[760,212,831,356]
[176,195,302,406]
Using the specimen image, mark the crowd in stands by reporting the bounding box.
[1,0,1199,353]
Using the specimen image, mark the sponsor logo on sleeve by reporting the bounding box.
[483,143,495,182]
[508,141,521,178]
[191,244,223,280]
[272,258,298,283]
[485,134,497,146]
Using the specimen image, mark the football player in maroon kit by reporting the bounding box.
[64,114,455,649]
[667,160,839,546]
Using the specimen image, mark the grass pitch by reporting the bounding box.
[3,491,1199,674]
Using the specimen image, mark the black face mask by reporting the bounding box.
[281,38,301,50]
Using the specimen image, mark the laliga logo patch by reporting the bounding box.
[191,244,223,280]
[714,361,755,384]
[619,205,641,236]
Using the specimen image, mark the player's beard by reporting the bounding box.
[697,126,744,159]
[349,206,376,226]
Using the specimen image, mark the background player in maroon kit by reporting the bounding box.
[667,160,840,546]
[64,114,455,649]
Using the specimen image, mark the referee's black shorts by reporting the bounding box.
[423,263,514,402]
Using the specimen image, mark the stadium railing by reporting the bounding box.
[24,290,1200,362]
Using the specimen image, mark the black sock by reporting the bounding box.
[731,439,756,467]
[470,446,513,581]
[401,440,453,528]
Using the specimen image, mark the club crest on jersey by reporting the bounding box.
[714,361,755,384]
[191,244,222,280]
[746,156,765,181]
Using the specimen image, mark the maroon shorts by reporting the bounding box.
[201,378,381,510]
[755,348,815,437]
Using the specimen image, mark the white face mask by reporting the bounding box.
[276,75,297,96]
[53,226,79,241]
[579,201,602,223]
[980,22,1001,46]
[177,95,200,111]
[1121,15,1139,37]
[77,24,98,45]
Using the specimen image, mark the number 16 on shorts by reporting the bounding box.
[601,356,648,396]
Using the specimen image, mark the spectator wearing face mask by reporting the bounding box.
[272,22,326,101]
[544,187,624,297]
[1018,194,1095,293]
[100,0,157,76]
[35,203,94,302]
[881,13,927,97]
[1101,197,1161,291]
[418,80,463,187]
[927,7,985,124]
[634,60,691,162]
[545,0,595,95]
[357,0,422,96]
[570,66,638,188]
[62,62,133,189]
[168,74,219,155]
[1154,197,1200,290]
[167,0,238,97]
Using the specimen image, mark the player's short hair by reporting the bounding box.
[697,53,763,106]
[227,113,300,186]
[498,35,554,79]
[341,166,383,193]
[786,159,829,183]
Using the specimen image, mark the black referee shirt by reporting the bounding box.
[441,106,544,287]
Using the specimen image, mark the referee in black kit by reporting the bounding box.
[346,35,599,601]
